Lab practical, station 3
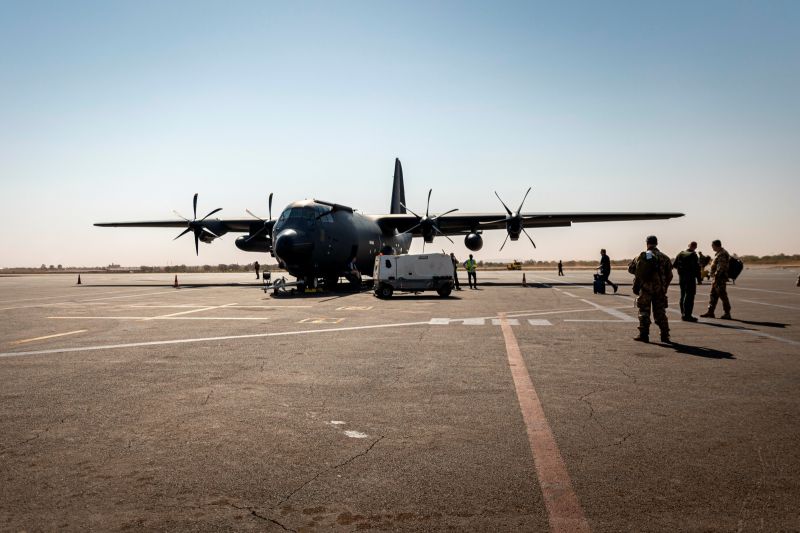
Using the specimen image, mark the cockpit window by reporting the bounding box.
[314,205,333,223]
[278,207,316,223]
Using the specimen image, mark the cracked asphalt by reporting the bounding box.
[1,269,799,531]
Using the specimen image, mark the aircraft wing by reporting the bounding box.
[373,212,684,235]
[94,218,259,232]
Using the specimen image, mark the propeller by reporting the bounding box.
[480,187,537,250]
[245,193,274,243]
[400,189,458,251]
[173,193,223,255]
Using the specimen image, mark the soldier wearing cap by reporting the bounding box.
[629,235,673,343]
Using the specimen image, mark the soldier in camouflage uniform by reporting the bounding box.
[629,235,673,343]
[701,239,732,319]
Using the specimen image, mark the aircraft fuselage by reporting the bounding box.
[271,200,411,281]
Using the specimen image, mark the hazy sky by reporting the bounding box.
[1,1,798,267]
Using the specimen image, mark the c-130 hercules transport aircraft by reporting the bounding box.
[95,159,684,290]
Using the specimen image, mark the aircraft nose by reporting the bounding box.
[273,229,313,264]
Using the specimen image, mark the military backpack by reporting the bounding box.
[728,256,744,280]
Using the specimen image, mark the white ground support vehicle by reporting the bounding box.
[373,253,454,298]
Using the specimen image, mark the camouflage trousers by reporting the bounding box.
[707,279,731,314]
[637,290,669,336]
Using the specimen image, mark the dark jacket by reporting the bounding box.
[673,250,701,283]
[600,254,611,276]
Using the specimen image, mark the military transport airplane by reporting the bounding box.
[95,159,683,289]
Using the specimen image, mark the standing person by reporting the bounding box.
[701,240,732,319]
[630,235,673,343]
[673,241,702,322]
[599,249,619,293]
[558,260,564,276]
[464,254,478,289]
[450,253,462,290]
[253,261,260,280]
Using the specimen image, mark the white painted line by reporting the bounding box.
[12,330,88,345]
[79,288,199,302]
[528,319,552,326]
[0,287,156,305]
[0,320,434,358]
[740,299,800,311]
[580,299,636,322]
[144,303,237,320]
[729,286,800,297]
[330,421,346,425]
[562,291,578,298]
[344,430,369,439]
[429,318,451,325]
[461,318,486,325]
[492,318,519,326]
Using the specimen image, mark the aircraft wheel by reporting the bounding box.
[437,285,452,297]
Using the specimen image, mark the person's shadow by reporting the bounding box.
[660,341,735,359]
[728,318,788,329]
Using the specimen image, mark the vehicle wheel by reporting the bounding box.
[437,286,452,297]
[378,284,393,298]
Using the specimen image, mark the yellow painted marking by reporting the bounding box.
[336,306,374,311]
[12,329,88,345]
[299,317,345,324]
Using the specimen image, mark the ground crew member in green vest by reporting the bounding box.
[673,241,702,321]
[701,239,732,319]
[629,235,673,343]
[464,254,478,289]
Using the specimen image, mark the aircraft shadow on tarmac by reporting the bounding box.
[662,341,736,360]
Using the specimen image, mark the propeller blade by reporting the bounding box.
[522,215,538,220]
[194,233,199,255]
[174,227,192,240]
[494,191,513,216]
[199,207,222,221]
[201,226,219,239]
[268,192,273,220]
[522,227,537,249]
[499,232,510,251]
[433,225,454,243]
[193,193,198,220]
[433,208,459,219]
[516,187,532,214]
[246,224,269,243]
[173,210,189,221]
[425,189,432,217]
[399,203,421,219]
[246,209,264,221]
[399,222,423,237]
[479,218,509,225]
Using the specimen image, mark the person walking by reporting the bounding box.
[599,249,619,293]
[630,235,673,343]
[673,241,702,321]
[464,254,478,289]
[450,253,462,290]
[558,260,564,276]
[701,240,732,319]
[254,261,260,280]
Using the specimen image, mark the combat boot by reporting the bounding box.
[660,332,671,343]
[633,333,649,343]
[720,313,732,320]
[700,311,715,318]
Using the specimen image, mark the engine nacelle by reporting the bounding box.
[464,232,483,251]
[235,235,272,253]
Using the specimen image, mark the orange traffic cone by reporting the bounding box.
[173,275,179,288]
[77,274,82,285]
[522,273,527,287]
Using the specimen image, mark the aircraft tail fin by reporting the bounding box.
[390,158,406,214]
